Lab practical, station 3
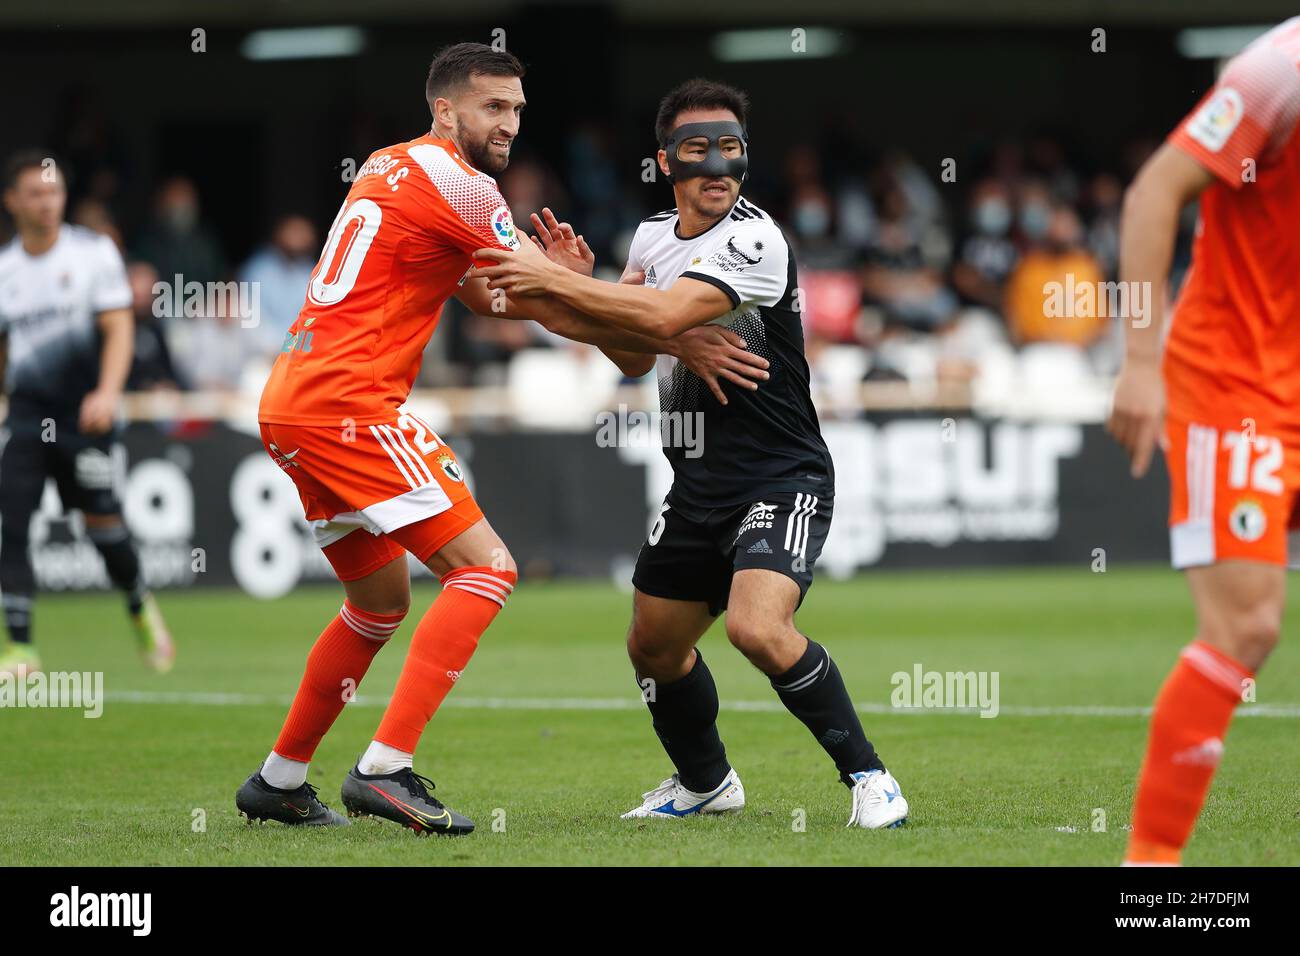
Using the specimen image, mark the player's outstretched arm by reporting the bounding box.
[1106,143,1213,478]
[470,237,732,340]
[576,268,769,403]
[457,271,767,402]
[517,210,652,375]
[457,210,768,401]
[454,248,668,362]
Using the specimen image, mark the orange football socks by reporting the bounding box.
[1126,640,1251,865]
[270,601,405,766]
[373,566,516,755]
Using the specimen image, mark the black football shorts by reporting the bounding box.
[632,490,832,616]
[0,415,123,520]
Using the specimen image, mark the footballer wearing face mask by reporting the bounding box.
[474,78,909,829]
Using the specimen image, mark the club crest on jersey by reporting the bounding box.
[438,454,464,483]
[491,205,521,250]
[707,234,763,274]
[1229,497,1265,542]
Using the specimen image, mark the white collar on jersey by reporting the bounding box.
[673,198,749,242]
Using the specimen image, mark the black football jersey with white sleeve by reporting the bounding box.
[626,198,833,508]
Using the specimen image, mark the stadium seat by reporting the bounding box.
[800,270,864,342]
[812,345,871,417]
[507,347,623,429]
[1014,343,1109,418]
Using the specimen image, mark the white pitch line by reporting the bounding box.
[99,690,1300,719]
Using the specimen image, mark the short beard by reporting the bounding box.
[457,119,509,175]
[685,179,739,217]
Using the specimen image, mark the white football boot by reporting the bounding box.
[846,769,909,829]
[621,769,745,819]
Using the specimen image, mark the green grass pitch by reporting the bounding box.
[2,565,1297,866]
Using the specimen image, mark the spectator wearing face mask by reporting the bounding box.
[782,145,848,268]
[132,175,226,291]
[238,214,319,357]
[952,178,1018,311]
[1014,179,1054,248]
[1003,199,1106,346]
[861,173,956,333]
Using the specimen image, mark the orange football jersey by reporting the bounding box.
[1164,18,1300,437]
[259,134,521,426]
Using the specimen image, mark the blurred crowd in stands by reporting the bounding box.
[3,123,1200,413]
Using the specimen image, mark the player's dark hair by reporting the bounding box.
[3,149,63,190]
[426,42,525,107]
[654,78,750,146]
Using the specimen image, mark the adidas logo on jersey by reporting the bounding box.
[645,265,658,287]
[747,538,773,554]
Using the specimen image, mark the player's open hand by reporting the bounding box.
[529,207,594,276]
[673,325,770,406]
[470,236,558,297]
[1106,356,1166,478]
[78,388,118,435]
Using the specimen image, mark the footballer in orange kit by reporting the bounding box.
[1108,17,1300,864]
[236,42,769,834]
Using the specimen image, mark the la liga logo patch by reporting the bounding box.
[491,205,521,250]
[1187,87,1244,153]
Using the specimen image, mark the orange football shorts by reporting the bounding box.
[260,412,483,581]
[1165,410,1300,568]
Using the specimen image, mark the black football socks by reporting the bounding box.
[2,592,32,645]
[0,526,35,644]
[86,523,145,615]
[770,638,884,784]
[640,649,731,794]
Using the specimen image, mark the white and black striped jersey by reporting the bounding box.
[0,225,130,418]
[626,197,833,508]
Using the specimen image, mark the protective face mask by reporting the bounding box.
[794,201,830,237]
[662,120,748,184]
[973,200,1010,236]
[1019,203,1050,239]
